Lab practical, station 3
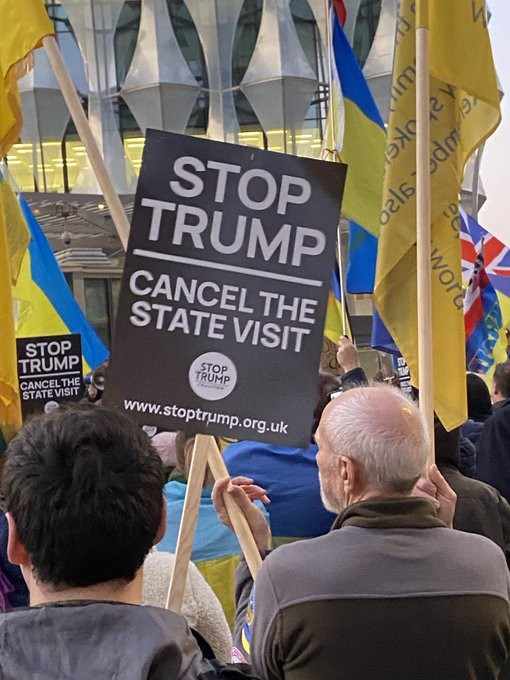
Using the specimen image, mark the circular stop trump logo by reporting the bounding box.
[188,352,237,401]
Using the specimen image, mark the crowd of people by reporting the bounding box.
[1,338,510,678]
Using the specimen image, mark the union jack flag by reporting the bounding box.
[464,242,503,373]
[461,209,510,297]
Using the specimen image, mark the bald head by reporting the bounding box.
[319,385,429,495]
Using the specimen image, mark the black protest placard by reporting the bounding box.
[104,130,346,446]
[393,355,413,394]
[17,334,84,418]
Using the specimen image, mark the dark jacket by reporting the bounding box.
[233,498,510,680]
[441,465,510,567]
[459,434,477,477]
[477,399,510,502]
[462,418,484,447]
[435,419,510,564]
[0,601,256,679]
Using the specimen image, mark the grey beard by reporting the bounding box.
[319,472,345,514]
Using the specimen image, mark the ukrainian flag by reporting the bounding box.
[485,292,510,383]
[322,6,385,295]
[0,177,29,443]
[324,264,350,344]
[330,14,386,238]
[0,0,54,443]
[13,194,108,375]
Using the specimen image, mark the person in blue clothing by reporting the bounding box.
[157,431,268,628]
[477,360,510,503]
[224,336,368,545]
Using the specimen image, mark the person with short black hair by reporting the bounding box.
[0,404,254,679]
[477,360,510,502]
[462,372,493,448]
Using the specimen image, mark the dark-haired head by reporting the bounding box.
[493,361,510,402]
[466,373,492,422]
[313,372,342,431]
[2,404,164,589]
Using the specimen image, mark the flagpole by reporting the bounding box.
[337,226,348,336]
[471,144,485,221]
[323,1,348,337]
[415,0,435,464]
[42,36,130,251]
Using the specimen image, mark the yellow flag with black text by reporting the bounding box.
[0,176,30,442]
[0,0,54,156]
[373,0,501,429]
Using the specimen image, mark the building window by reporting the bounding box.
[84,278,121,348]
[353,0,382,67]
[232,0,263,88]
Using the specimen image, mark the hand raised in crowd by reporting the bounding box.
[413,463,457,528]
[212,476,271,552]
[336,335,360,373]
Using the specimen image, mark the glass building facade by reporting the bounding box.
[7,0,386,194]
[6,0,390,344]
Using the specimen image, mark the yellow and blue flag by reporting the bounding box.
[373,0,501,430]
[494,293,510,364]
[324,264,347,343]
[0,177,30,444]
[0,0,54,444]
[322,3,386,295]
[13,195,108,375]
[326,5,386,237]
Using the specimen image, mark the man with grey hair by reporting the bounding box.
[214,384,510,679]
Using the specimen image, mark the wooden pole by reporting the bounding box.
[165,433,263,612]
[337,226,349,337]
[415,0,435,465]
[323,3,348,339]
[166,434,209,613]
[206,439,263,579]
[42,36,130,251]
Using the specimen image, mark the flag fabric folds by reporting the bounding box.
[0,176,30,442]
[322,3,386,296]
[460,209,510,376]
[0,0,54,156]
[464,245,502,373]
[324,265,347,344]
[373,0,501,430]
[0,0,54,442]
[346,222,378,294]
[461,209,510,297]
[328,9,386,237]
[13,196,109,375]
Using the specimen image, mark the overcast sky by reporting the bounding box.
[479,0,510,246]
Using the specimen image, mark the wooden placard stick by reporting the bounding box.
[206,438,263,580]
[165,433,263,613]
[166,433,209,613]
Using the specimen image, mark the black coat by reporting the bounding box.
[440,465,510,568]
[476,399,510,503]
